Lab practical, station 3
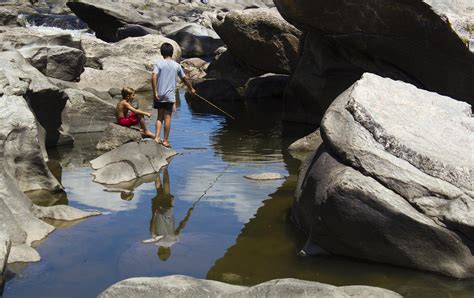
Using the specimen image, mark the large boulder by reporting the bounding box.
[62,88,116,134]
[0,50,69,147]
[99,275,401,298]
[0,26,86,82]
[212,8,301,75]
[295,73,474,278]
[165,23,224,57]
[274,0,474,124]
[90,140,177,185]
[0,94,100,264]
[19,45,85,81]
[66,0,275,42]
[78,34,181,92]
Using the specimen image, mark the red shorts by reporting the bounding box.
[117,112,139,127]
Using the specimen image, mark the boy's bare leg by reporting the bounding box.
[154,109,164,143]
[139,115,155,138]
[162,110,172,147]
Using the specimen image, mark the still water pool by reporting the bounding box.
[4,92,474,298]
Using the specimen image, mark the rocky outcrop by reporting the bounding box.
[0,26,86,82]
[96,123,143,151]
[0,93,100,265]
[274,0,474,124]
[166,23,224,57]
[98,275,401,298]
[62,88,116,134]
[66,0,275,42]
[212,8,301,75]
[288,128,322,161]
[0,50,69,147]
[294,73,474,278]
[181,57,209,81]
[90,140,177,185]
[78,34,180,92]
[245,73,288,100]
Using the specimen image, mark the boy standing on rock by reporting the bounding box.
[116,87,155,138]
[151,42,195,148]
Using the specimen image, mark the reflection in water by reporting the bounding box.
[142,167,193,261]
[207,177,474,298]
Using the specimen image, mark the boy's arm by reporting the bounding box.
[151,73,159,100]
[180,76,196,95]
[124,102,152,117]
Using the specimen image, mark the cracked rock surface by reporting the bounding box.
[98,275,401,298]
[294,73,474,278]
[91,140,177,185]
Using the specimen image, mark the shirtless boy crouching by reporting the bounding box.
[116,87,155,138]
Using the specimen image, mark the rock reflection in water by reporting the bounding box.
[142,166,193,262]
[207,177,474,297]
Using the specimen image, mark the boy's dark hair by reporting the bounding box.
[160,43,174,58]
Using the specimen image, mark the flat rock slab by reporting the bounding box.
[244,173,286,180]
[98,275,401,298]
[91,140,177,185]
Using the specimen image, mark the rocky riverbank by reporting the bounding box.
[0,0,472,296]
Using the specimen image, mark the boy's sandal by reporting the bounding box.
[162,141,172,148]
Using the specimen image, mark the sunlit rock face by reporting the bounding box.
[212,8,301,75]
[99,275,402,297]
[294,73,474,278]
[90,140,177,185]
[274,0,474,124]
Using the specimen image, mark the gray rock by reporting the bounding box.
[98,275,401,298]
[244,73,288,100]
[0,95,62,192]
[62,88,116,134]
[19,46,86,82]
[96,123,143,151]
[288,129,322,152]
[244,173,285,180]
[0,233,10,292]
[0,50,69,147]
[90,140,177,185]
[166,23,224,57]
[189,79,242,103]
[274,0,474,124]
[295,73,474,278]
[181,57,209,81]
[66,0,275,42]
[288,129,322,161]
[206,49,260,87]
[78,34,181,92]
[213,8,301,75]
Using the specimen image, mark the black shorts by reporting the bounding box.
[153,101,174,112]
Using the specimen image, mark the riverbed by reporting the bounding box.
[3,92,474,298]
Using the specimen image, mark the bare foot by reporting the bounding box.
[154,138,162,144]
[143,130,155,138]
[162,140,171,148]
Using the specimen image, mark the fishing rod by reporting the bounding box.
[193,93,236,120]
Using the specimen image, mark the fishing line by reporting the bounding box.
[193,93,236,120]
[192,163,232,208]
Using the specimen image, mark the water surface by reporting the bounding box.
[4,92,473,298]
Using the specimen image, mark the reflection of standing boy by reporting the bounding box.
[142,166,193,261]
[151,43,195,148]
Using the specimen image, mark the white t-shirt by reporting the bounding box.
[152,59,185,103]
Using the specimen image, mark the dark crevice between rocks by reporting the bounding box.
[66,2,125,42]
[25,89,68,148]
